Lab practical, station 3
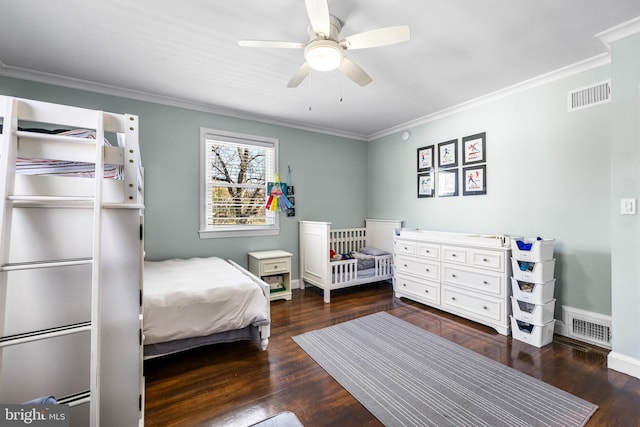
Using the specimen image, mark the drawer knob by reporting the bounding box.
[451,274,457,278]
[402,283,407,287]
[425,289,429,293]
[451,296,456,301]
[483,306,488,310]
[483,280,489,285]
[452,254,457,257]
[426,250,430,253]
[274,265,278,269]
[483,258,489,262]
[404,264,408,267]
[425,268,430,272]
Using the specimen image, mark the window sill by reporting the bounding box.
[199,227,280,239]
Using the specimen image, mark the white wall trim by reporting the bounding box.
[608,351,640,380]
[596,16,640,51]
[290,278,301,290]
[0,60,367,141]
[0,49,614,142]
[368,53,611,140]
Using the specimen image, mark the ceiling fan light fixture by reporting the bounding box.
[304,40,343,71]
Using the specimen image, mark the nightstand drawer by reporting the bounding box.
[260,257,290,275]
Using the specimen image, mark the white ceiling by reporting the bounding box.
[1,1,639,140]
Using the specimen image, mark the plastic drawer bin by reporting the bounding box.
[510,238,555,262]
[510,316,555,347]
[510,277,556,304]
[510,296,556,325]
[511,258,555,283]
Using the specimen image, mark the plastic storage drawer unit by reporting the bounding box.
[510,296,556,325]
[511,258,555,283]
[510,277,556,304]
[511,238,555,262]
[510,316,555,347]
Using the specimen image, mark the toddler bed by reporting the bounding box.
[143,257,271,359]
[299,219,403,303]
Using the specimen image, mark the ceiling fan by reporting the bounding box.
[238,0,410,88]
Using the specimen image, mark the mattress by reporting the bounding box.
[143,257,269,345]
[2,127,125,178]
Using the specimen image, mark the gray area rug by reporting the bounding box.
[292,312,597,427]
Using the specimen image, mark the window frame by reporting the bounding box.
[199,127,279,239]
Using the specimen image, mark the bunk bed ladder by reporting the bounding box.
[0,96,105,426]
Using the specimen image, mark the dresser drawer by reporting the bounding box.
[417,243,439,260]
[396,255,439,282]
[396,240,416,256]
[441,245,467,264]
[260,257,290,275]
[470,249,505,271]
[441,264,503,296]
[396,274,440,304]
[441,286,504,324]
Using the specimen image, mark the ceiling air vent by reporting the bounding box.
[568,80,611,111]
[563,305,611,349]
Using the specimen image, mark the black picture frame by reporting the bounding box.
[417,171,434,198]
[417,145,434,172]
[463,165,487,196]
[438,139,458,168]
[437,169,458,197]
[462,132,486,165]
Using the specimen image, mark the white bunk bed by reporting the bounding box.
[299,219,403,303]
[142,257,271,359]
[0,96,144,427]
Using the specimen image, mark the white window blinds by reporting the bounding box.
[200,129,278,238]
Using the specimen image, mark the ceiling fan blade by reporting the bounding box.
[338,57,372,87]
[287,62,311,88]
[305,0,331,37]
[238,40,305,49]
[341,25,410,50]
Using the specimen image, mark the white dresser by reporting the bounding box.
[394,229,513,335]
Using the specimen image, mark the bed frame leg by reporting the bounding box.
[324,290,330,304]
[260,338,269,351]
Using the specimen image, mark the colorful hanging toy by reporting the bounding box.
[265,174,293,212]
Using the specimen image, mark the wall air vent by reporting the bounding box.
[568,80,611,111]
[563,305,612,349]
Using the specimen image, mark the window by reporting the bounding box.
[199,128,278,238]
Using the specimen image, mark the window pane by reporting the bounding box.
[200,129,278,238]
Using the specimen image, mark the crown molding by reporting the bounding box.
[0,49,614,143]
[0,60,368,141]
[596,16,640,51]
[367,53,611,141]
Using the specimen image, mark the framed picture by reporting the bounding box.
[463,165,487,196]
[437,169,458,197]
[438,139,458,168]
[417,145,434,171]
[417,171,434,198]
[462,132,486,165]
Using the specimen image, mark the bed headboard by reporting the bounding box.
[365,219,403,253]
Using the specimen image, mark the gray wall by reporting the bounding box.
[610,33,640,362]
[368,65,613,318]
[0,76,370,277]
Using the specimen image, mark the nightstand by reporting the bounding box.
[248,250,293,301]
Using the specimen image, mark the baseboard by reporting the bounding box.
[607,351,640,380]
[290,279,300,290]
[554,319,567,336]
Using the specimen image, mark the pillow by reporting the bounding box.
[351,251,373,260]
[359,246,389,256]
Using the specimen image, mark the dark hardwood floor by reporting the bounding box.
[144,283,640,427]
